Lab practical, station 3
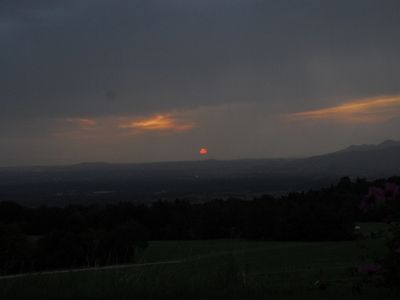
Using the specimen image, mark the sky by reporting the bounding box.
[1,0,400,166]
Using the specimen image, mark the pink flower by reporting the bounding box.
[360,184,400,212]
[359,198,370,212]
[358,263,382,274]
[368,186,386,204]
[384,183,400,198]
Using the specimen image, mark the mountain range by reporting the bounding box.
[1,140,399,205]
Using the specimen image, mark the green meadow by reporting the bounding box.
[1,223,398,300]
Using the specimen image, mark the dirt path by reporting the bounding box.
[0,260,183,281]
[0,242,356,281]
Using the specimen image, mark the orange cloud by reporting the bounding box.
[52,118,99,139]
[119,114,195,133]
[66,118,97,127]
[287,95,400,123]
[54,113,195,140]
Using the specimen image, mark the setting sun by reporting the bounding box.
[199,148,208,156]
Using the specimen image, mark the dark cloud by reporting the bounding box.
[1,0,399,118]
[1,0,400,165]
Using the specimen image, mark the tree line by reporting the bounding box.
[0,176,399,275]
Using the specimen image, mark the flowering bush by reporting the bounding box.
[358,181,400,287]
[383,223,400,285]
[357,262,383,275]
[359,183,400,213]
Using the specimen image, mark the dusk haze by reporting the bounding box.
[1,1,400,299]
[1,0,400,166]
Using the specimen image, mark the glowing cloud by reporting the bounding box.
[66,118,97,127]
[119,114,195,133]
[54,112,195,140]
[288,95,400,123]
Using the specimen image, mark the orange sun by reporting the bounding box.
[199,148,208,155]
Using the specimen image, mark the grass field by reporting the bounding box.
[0,223,398,300]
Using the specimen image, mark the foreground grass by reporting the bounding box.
[0,223,398,300]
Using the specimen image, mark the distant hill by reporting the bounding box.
[0,140,400,205]
[337,139,400,153]
[282,140,400,178]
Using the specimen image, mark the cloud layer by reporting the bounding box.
[120,114,195,133]
[1,0,400,165]
[288,95,400,123]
